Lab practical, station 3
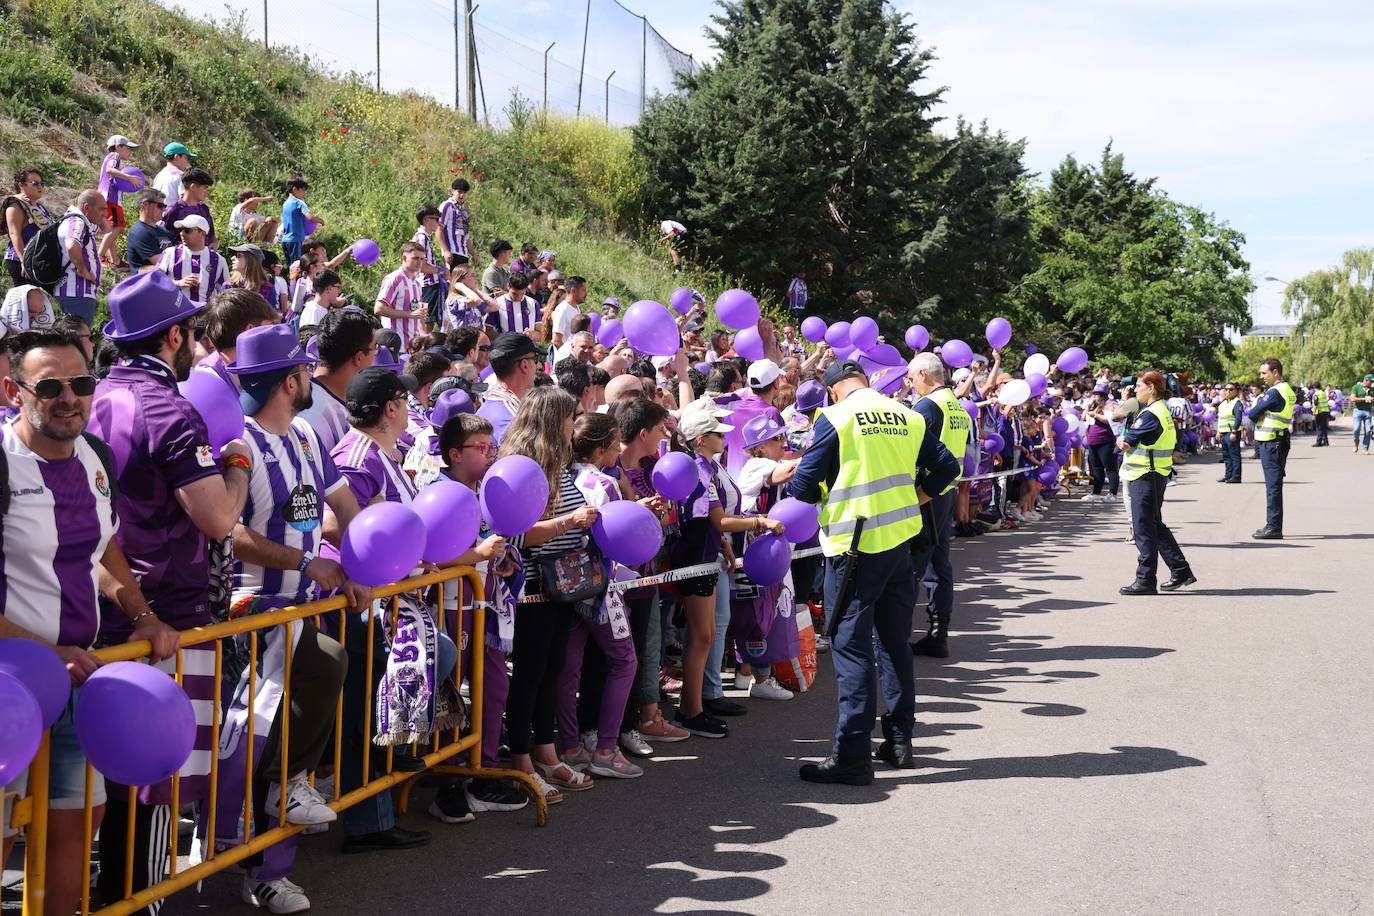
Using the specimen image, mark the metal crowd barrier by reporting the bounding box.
[5,566,546,916]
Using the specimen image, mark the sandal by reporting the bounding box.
[534,760,594,791]
[530,771,563,805]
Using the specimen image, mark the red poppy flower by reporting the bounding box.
[341,128,348,134]
[322,130,330,136]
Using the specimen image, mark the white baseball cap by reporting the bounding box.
[174,215,211,233]
[952,367,972,383]
[747,359,781,389]
[107,135,139,149]
[678,406,733,441]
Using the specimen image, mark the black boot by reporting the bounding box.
[911,615,949,658]
[799,754,874,785]
[872,740,916,769]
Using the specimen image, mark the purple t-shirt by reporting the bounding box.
[161,199,216,247]
[98,152,124,206]
[1085,413,1115,446]
[330,429,417,507]
[88,357,220,634]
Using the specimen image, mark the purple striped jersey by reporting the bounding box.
[787,276,807,312]
[330,429,418,507]
[232,417,344,605]
[3,198,54,261]
[156,244,228,304]
[438,198,469,258]
[376,267,425,352]
[294,378,351,455]
[412,228,442,287]
[487,295,540,335]
[54,210,101,299]
[0,429,120,649]
[98,152,124,206]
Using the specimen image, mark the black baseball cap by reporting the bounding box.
[822,358,866,387]
[346,366,416,414]
[488,332,539,363]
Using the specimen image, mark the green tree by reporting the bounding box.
[1281,248,1374,387]
[1222,335,1290,386]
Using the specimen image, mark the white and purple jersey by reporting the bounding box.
[376,267,425,352]
[295,378,351,455]
[3,198,54,261]
[331,429,417,507]
[438,198,469,259]
[786,276,807,312]
[233,417,345,606]
[412,228,442,288]
[54,210,100,299]
[442,294,485,331]
[0,429,119,649]
[486,295,540,335]
[98,152,124,206]
[156,245,227,304]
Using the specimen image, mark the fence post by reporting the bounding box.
[605,70,615,124]
[543,41,556,116]
[465,0,477,121]
[575,0,590,116]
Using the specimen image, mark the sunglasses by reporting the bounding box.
[147,201,166,210]
[478,345,492,353]
[21,375,97,399]
[27,179,44,188]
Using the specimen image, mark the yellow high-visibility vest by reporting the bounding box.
[1254,382,1295,442]
[1217,397,1240,434]
[1121,399,1176,481]
[919,386,970,494]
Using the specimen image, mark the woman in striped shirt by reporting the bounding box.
[499,386,600,803]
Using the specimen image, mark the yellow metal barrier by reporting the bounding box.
[6,565,546,916]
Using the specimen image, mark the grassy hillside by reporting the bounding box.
[0,0,759,318]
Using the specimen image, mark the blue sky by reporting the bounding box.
[173,0,1374,326]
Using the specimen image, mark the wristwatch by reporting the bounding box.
[297,550,315,573]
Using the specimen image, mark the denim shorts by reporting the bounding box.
[2,690,107,836]
[55,295,97,326]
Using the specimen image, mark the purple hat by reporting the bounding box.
[740,412,788,450]
[870,365,906,397]
[227,324,316,376]
[795,380,828,412]
[305,336,319,359]
[426,388,476,455]
[102,270,204,341]
[374,347,403,374]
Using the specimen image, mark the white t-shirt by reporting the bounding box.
[273,276,290,312]
[551,301,579,341]
[737,456,778,514]
[660,220,686,236]
[152,164,184,202]
[298,300,329,328]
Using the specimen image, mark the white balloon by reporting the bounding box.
[997,379,1032,407]
[1024,353,1051,377]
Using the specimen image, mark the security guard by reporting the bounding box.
[1312,383,1330,447]
[789,359,958,784]
[1247,356,1295,539]
[907,352,971,658]
[1117,369,1196,595]
[1216,382,1244,483]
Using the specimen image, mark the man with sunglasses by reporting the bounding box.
[155,214,226,304]
[476,332,539,445]
[1216,382,1244,483]
[86,270,255,912]
[296,308,378,453]
[125,188,175,273]
[0,328,179,916]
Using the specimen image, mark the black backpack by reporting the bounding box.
[21,219,67,291]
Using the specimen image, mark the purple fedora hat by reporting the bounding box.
[102,270,204,341]
[740,412,788,450]
[227,324,316,376]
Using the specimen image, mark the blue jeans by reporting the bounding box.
[1220,432,1242,481]
[910,489,955,622]
[1354,409,1371,450]
[1258,438,1288,531]
[703,568,732,700]
[824,542,916,759]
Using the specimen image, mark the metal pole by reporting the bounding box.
[640,16,646,115]
[575,0,591,116]
[465,0,477,122]
[374,0,381,92]
[604,69,615,124]
[263,0,268,49]
[453,0,460,109]
[543,41,555,116]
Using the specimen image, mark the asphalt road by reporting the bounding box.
[170,424,1372,915]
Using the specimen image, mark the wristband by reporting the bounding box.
[298,550,315,573]
[130,610,157,626]
[223,453,251,471]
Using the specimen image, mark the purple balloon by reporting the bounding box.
[825,321,852,349]
[596,318,625,349]
[180,369,245,452]
[693,361,711,374]
[480,455,550,536]
[651,451,699,501]
[960,397,978,421]
[1057,346,1088,373]
[742,533,791,586]
[411,479,481,564]
[868,343,903,366]
[592,500,663,566]
[0,671,41,783]
[801,316,827,343]
[342,502,425,587]
[111,166,146,194]
[850,316,880,352]
[985,317,1012,350]
[1054,447,1070,465]
[352,238,381,266]
[734,325,765,361]
[833,344,857,360]
[1037,462,1060,486]
[905,325,929,352]
[715,289,761,330]
[962,450,978,477]
[942,339,974,368]
[588,312,602,334]
[1051,417,1069,435]
[670,287,694,315]
[1025,344,1038,356]
[624,300,680,357]
[982,432,1005,453]
[1026,372,1048,397]
[768,497,819,544]
[0,639,70,728]
[303,217,319,236]
[75,662,195,787]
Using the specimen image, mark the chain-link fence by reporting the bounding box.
[166,0,698,125]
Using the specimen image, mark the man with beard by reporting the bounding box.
[86,270,255,913]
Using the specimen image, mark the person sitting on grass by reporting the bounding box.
[230,189,280,243]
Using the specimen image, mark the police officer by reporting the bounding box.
[789,359,958,784]
[1216,382,1244,483]
[1312,383,1330,447]
[907,352,971,658]
[1248,356,1294,539]
[1117,369,1196,595]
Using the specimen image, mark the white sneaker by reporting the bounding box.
[749,677,794,701]
[265,773,336,826]
[580,730,598,754]
[733,670,751,691]
[242,874,310,914]
[814,634,831,653]
[618,729,654,758]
